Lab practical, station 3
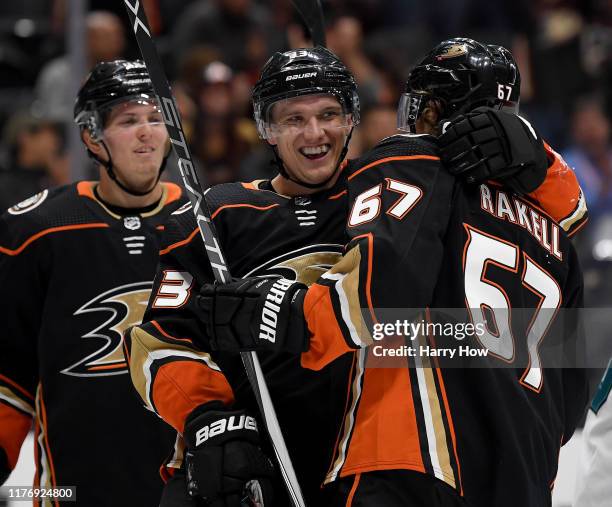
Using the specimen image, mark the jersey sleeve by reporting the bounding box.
[527,142,588,236]
[0,213,41,473]
[301,137,454,370]
[124,211,235,434]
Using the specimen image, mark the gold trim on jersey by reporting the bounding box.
[81,181,173,219]
[413,329,457,489]
[128,326,221,412]
[0,386,35,416]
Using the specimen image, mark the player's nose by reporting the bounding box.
[302,116,325,139]
[136,120,153,139]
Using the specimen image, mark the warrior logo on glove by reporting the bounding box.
[259,278,299,343]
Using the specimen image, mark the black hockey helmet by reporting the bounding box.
[252,46,360,140]
[74,59,169,197]
[74,59,158,141]
[398,38,521,132]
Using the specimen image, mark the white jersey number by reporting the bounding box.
[349,179,422,227]
[464,225,561,392]
[152,270,194,308]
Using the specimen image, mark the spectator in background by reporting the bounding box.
[191,61,260,185]
[0,110,67,210]
[33,10,126,122]
[169,0,280,77]
[326,14,396,109]
[562,97,612,219]
[350,104,398,157]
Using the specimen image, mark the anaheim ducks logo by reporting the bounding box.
[8,190,49,215]
[61,282,152,377]
[437,43,468,60]
[244,244,343,286]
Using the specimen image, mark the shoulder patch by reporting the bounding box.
[8,190,49,215]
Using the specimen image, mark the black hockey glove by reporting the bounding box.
[197,277,309,354]
[183,403,275,507]
[439,107,549,194]
[159,471,201,507]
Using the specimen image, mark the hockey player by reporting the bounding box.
[126,47,361,507]
[126,44,586,506]
[199,39,589,507]
[0,60,185,505]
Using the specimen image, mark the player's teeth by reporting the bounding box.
[302,145,329,155]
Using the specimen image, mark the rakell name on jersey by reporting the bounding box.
[479,184,563,260]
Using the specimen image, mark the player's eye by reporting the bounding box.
[149,113,164,124]
[281,115,303,127]
[321,110,341,121]
[119,117,138,126]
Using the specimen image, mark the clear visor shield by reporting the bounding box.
[397,93,425,133]
[100,97,166,138]
[257,96,354,140]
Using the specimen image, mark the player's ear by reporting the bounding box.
[416,101,440,135]
[81,129,102,155]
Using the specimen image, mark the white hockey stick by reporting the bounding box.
[122,2,306,506]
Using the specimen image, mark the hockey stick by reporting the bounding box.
[290,0,326,47]
[122,2,306,506]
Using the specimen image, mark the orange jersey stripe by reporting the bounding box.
[33,412,41,494]
[345,473,361,506]
[0,403,31,468]
[0,223,110,256]
[210,203,280,220]
[38,387,59,498]
[159,227,199,256]
[151,320,194,344]
[302,284,357,371]
[152,361,235,434]
[567,217,588,237]
[329,190,348,200]
[349,155,440,182]
[341,357,426,476]
[87,362,127,371]
[0,373,34,401]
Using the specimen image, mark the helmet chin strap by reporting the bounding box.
[87,140,168,197]
[271,127,354,191]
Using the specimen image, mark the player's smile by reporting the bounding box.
[299,143,331,160]
[134,145,156,155]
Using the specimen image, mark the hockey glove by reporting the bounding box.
[439,107,548,194]
[184,403,275,507]
[197,277,309,354]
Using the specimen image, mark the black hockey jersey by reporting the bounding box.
[302,134,588,507]
[124,176,354,503]
[0,181,185,506]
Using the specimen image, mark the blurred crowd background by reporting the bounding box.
[0,0,610,375]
